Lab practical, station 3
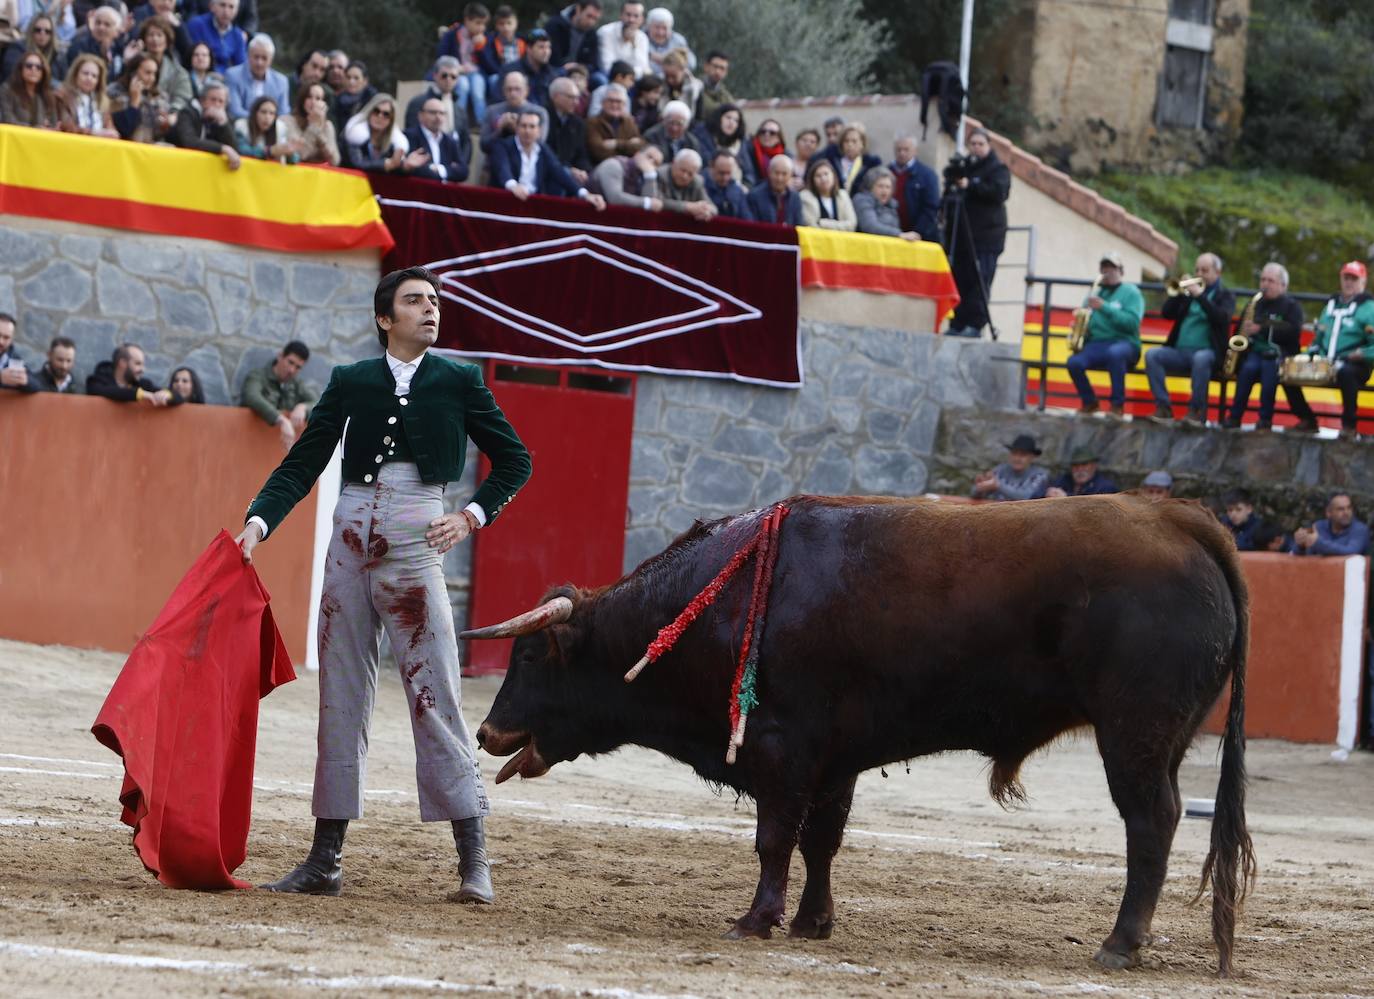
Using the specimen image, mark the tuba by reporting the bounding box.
[1068,276,1102,353]
[1224,292,1262,379]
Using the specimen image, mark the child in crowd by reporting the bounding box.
[478,5,525,104]
[437,2,489,127]
[1222,488,1262,551]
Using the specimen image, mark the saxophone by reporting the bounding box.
[1224,292,1262,379]
[1068,276,1102,354]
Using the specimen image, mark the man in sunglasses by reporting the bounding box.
[406,55,466,133]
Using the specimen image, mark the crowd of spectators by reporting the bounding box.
[0,0,946,239]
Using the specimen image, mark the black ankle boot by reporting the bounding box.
[262,818,347,895]
[451,817,493,903]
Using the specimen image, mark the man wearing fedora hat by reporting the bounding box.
[971,433,1049,501]
[1065,251,1144,418]
[1046,445,1119,498]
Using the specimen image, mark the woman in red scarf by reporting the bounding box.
[748,117,787,180]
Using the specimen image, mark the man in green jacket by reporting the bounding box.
[1065,250,1144,417]
[235,266,532,904]
[240,340,320,450]
[1306,261,1374,440]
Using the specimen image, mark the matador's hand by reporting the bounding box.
[426,511,478,553]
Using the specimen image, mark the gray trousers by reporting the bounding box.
[312,462,489,822]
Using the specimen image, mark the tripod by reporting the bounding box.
[940,184,998,340]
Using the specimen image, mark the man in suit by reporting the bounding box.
[404,97,471,184]
[703,149,748,219]
[491,110,607,209]
[745,153,802,226]
[479,71,548,155]
[546,76,592,186]
[169,79,241,169]
[236,267,533,904]
[404,55,466,134]
[224,31,289,122]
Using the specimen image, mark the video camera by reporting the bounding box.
[943,153,975,187]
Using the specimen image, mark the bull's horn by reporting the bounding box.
[460,596,573,639]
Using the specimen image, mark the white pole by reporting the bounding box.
[956,0,975,155]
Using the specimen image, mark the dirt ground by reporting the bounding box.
[1,638,1371,998]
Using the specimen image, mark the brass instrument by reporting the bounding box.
[1280,355,1336,387]
[1165,275,1205,297]
[1223,292,1262,379]
[1068,276,1102,353]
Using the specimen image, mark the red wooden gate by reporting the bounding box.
[464,362,636,673]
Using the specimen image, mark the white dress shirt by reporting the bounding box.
[505,141,541,193]
[420,126,448,180]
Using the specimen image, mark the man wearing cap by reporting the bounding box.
[1222,262,1319,433]
[1139,470,1173,500]
[1045,446,1118,498]
[1144,252,1235,428]
[1065,252,1144,418]
[1304,261,1374,440]
[971,433,1049,502]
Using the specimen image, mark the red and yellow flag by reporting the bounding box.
[797,227,959,319]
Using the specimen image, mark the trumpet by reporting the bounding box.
[1224,292,1262,379]
[1166,276,1204,297]
[1068,276,1102,353]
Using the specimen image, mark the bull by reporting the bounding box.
[466,494,1256,974]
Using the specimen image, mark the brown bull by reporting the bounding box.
[467,494,1257,973]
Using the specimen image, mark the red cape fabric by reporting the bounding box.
[91,531,296,889]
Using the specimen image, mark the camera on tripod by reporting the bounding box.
[943,153,975,187]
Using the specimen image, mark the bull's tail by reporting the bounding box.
[1190,542,1258,977]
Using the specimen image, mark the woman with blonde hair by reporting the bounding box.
[284,81,340,165]
[798,158,856,232]
[824,123,881,195]
[343,92,425,174]
[59,53,117,137]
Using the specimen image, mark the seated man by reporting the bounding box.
[404,96,471,183]
[703,149,748,219]
[640,99,701,161]
[170,78,241,170]
[1304,261,1374,441]
[1223,262,1317,432]
[87,343,173,405]
[186,0,248,72]
[497,27,559,110]
[546,76,592,185]
[1220,488,1263,551]
[1294,492,1370,556]
[695,50,732,123]
[888,134,941,242]
[659,148,715,221]
[480,71,548,155]
[585,81,643,163]
[405,55,467,133]
[0,311,28,391]
[970,433,1049,502]
[1145,252,1235,427]
[1139,469,1173,500]
[30,336,82,394]
[1045,446,1118,497]
[1065,251,1144,418]
[590,144,664,209]
[224,32,289,121]
[744,154,802,226]
[490,110,607,210]
[546,1,603,75]
[240,340,319,449]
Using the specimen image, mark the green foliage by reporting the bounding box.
[1087,168,1374,296]
[260,1,434,93]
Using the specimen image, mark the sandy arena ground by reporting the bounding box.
[0,637,1371,998]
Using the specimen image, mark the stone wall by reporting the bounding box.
[0,218,381,402]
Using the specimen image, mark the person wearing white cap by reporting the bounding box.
[1064,251,1144,418]
[1139,470,1173,500]
[1304,260,1374,440]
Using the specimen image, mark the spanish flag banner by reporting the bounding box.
[0,124,392,254]
[797,227,960,319]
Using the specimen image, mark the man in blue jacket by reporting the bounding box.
[186,0,248,72]
[745,153,801,226]
[490,110,606,209]
[704,149,748,219]
[889,135,940,242]
[1294,493,1370,556]
[404,97,471,183]
[223,33,289,121]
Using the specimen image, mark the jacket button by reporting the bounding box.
[399,398,409,406]
[364,474,373,483]
[384,436,393,445]
[388,416,397,424]
[375,455,383,463]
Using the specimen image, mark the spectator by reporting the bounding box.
[344,93,425,174]
[333,60,375,131]
[562,61,591,116]
[28,336,82,394]
[889,134,941,242]
[746,117,787,183]
[168,364,205,404]
[0,14,66,86]
[1305,261,1374,441]
[0,0,17,46]
[695,49,733,123]
[703,149,748,218]
[234,95,297,162]
[325,49,349,93]
[1139,470,1173,500]
[1220,488,1263,551]
[87,343,173,405]
[403,95,470,183]
[659,148,714,221]
[138,14,190,111]
[971,434,1049,501]
[644,6,694,71]
[658,49,699,114]
[0,312,28,391]
[185,0,246,73]
[66,4,125,79]
[133,0,194,66]
[489,108,606,209]
[225,32,288,122]
[184,0,258,36]
[59,52,118,137]
[186,42,215,103]
[1251,522,1293,554]
[546,2,602,74]
[585,81,642,163]
[629,71,661,133]
[1144,252,1235,428]
[1065,251,1144,418]
[799,158,856,232]
[817,114,844,160]
[0,49,60,127]
[790,126,820,191]
[170,77,240,169]
[435,2,488,126]
[405,55,466,133]
[824,123,880,196]
[498,27,558,111]
[1295,493,1369,557]
[288,49,329,105]
[284,81,340,166]
[697,102,754,187]
[480,71,548,154]
[1224,262,1315,432]
[590,144,664,210]
[944,128,1011,338]
[1046,446,1119,498]
[109,52,173,142]
[477,4,524,100]
[744,153,801,226]
[240,340,318,449]
[641,98,700,161]
[852,167,918,240]
[546,75,591,185]
[597,0,649,78]
[587,57,632,116]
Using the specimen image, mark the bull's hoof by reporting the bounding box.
[724,917,775,940]
[1092,946,1140,970]
[787,914,834,940]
